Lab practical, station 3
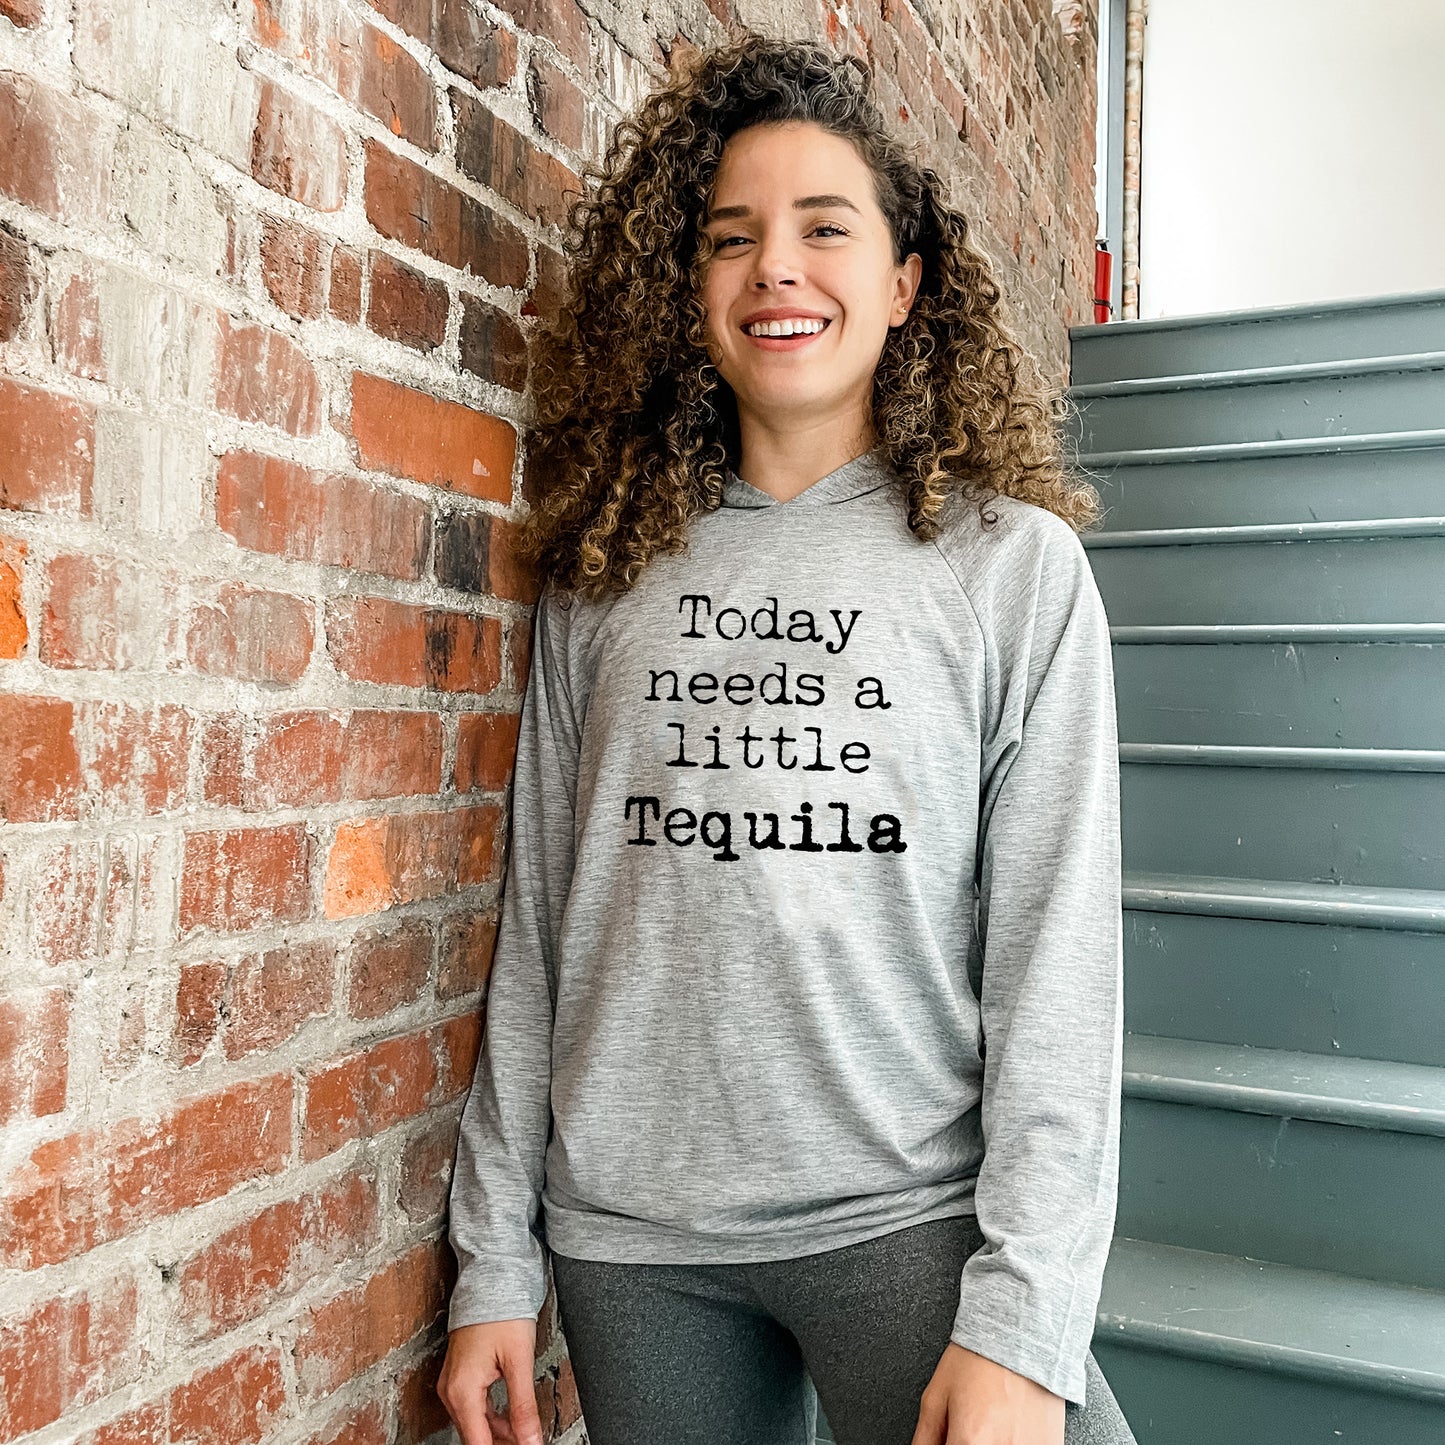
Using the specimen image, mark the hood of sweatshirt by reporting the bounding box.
[719,444,900,509]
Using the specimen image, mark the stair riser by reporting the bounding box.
[1125,911,1445,1068]
[1121,764,1445,893]
[1070,366,1445,453]
[1112,642,1445,749]
[1082,444,1445,531]
[1090,1340,1445,1445]
[1069,296,1445,384]
[1118,1099,1445,1289]
[1089,535,1445,626]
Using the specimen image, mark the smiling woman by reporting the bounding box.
[436,29,1136,1445]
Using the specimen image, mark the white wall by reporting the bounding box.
[1139,0,1445,318]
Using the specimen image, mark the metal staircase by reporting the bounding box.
[1070,290,1445,1444]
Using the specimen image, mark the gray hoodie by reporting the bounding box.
[447,445,1123,1406]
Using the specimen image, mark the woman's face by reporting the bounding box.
[699,118,922,437]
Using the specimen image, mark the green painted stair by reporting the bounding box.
[1069,289,1445,1445]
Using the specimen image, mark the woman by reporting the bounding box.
[438,31,1136,1445]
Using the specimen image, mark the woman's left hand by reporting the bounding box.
[910,1343,1066,1445]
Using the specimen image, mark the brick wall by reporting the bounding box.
[0,1,1097,1443]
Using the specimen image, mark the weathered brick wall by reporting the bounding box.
[0,1,1096,1442]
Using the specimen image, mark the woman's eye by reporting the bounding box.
[714,223,849,248]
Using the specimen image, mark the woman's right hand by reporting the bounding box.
[437,1319,545,1445]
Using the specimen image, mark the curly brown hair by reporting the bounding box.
[517,30,1101,600]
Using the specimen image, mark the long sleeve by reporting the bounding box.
[447,583,581,1330]
[948,518,1124,1406]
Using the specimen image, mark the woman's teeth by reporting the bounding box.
[744,318,829,337]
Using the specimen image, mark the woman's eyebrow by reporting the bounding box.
[705,193,862,222]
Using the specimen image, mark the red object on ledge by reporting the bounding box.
[1094,242,1114,323]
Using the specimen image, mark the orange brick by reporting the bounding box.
[302,1030,438,1161]
[350,371,515,500]
[216,450,431,582]
[0,1075,293,1269]
[0,987,70,1126]
[0,377,94,516]
[41,555,182,671]
[168,1345,287,1445]
[293,1241,451,1399]
[0,694,81,823]
[1,538,29,659]
[326,594,503,693]
[179,825,312,936]
[454,710,520,792]
[176,1171,380,1340]
[85,703,192,817]
[322,805,499,920]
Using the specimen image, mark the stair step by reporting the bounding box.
[1069,286,1445,384]
[1123,871,1445,931]
[1096,1236,1445,1401]
[1084,515,1445,547]
[1123,901,1445,1070]
[1070,349,1445,399]
[1119,743,1445,773]
[1112,622,1445,643]
[1084,441,1445,532]
[1113,634,1445,749]
[1119,1087,1445,1288]
[1123,1035,1445,1137]
[1121,761,1445,892]
[1088,530,1445,626]
[1077,424,1445,469]
[1070,358,1445,454]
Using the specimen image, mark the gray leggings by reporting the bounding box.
[549,1210,1138,1445]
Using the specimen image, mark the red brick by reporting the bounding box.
[365,251,449,352]
[0,0,43,25]
[42,555,181,671]
[527,52,585,152]
[329,246,363,323]
[0,72,115,223]
[438,906,497,998]
[0,1075,293,1269]
[260,216,329,321]
[85,703,191,817]
[168,1345,287,1445]
[350,371,515,500]
[251,78,346,211]
[524,239,568,321]
[247,708,443,809]
[76,1400,166,1445]
[0,225,34,341]
[217,450,431,582]
[26,839,101,963]
[363,139,528,286]
[454,711,519,793]
[302,1029,438,1161]
[0,987,69,1126]
[176,1171,380,1340]
[51,271,106,382]
[322,805,498,919]
[0,378,94,516]
[487,513,541,604]
[348,918,433,1019]
[326,594,503,693]
[172,960,226,1068]
[366,0,518,89]
[397,1115,458,1222]
[492,0,587,68]
[433,1011,482,1100]
[199,715,245,807]
[294,1241,451,1399]
[216,315,323,435]
[0,694,80,823]
[301,1402,388,1445]
[454,93,581,229]
[396,1348,449,1445]
[179,825,312,936]
[509,608,533,689]
[0,535,27,659]
[458,292,528,391]
[187,583,314,685]
[355,24,437,148]
[0,1277,145,1442]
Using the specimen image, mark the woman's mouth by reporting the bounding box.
[741,318,832,350]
